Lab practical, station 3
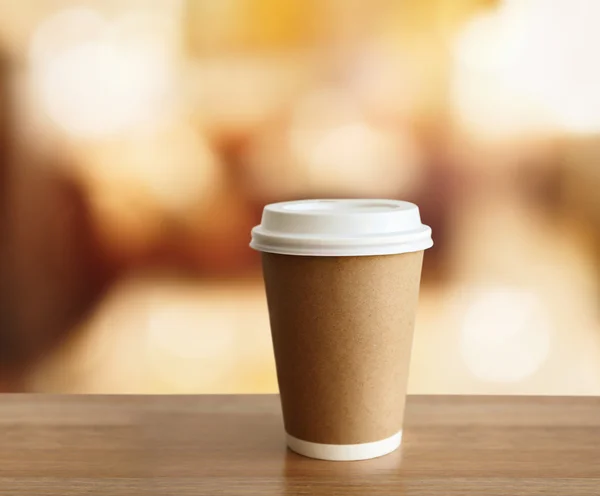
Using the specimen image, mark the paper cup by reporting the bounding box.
[251,200,432,461]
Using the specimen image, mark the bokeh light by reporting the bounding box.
[452,0,600,140]
[80,123,222,256]
[460,286,551,383]
[30,7,174,138]
[288,88,422,196]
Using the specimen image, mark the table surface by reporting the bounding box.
[0,395,599,495]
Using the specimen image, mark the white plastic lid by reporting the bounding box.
[250,199,433,256]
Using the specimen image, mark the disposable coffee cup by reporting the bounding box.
[251,199,433,461]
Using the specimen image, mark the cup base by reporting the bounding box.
[286,431,402,461]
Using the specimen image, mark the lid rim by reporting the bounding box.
[252,225,431,240]
[250,238,433,257]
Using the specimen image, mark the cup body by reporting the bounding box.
[261,250,424,461]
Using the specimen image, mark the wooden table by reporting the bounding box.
[0,395,599,495]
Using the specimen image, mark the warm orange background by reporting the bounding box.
[0,0,599,394]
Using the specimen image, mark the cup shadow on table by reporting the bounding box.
[281,444,407,495]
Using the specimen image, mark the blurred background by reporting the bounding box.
[0,0,599,394]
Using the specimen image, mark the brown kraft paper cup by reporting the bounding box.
[262,250,424,460]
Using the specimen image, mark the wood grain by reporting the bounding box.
[0,395,599,495]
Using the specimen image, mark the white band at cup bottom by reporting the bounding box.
[286,431,402,461]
